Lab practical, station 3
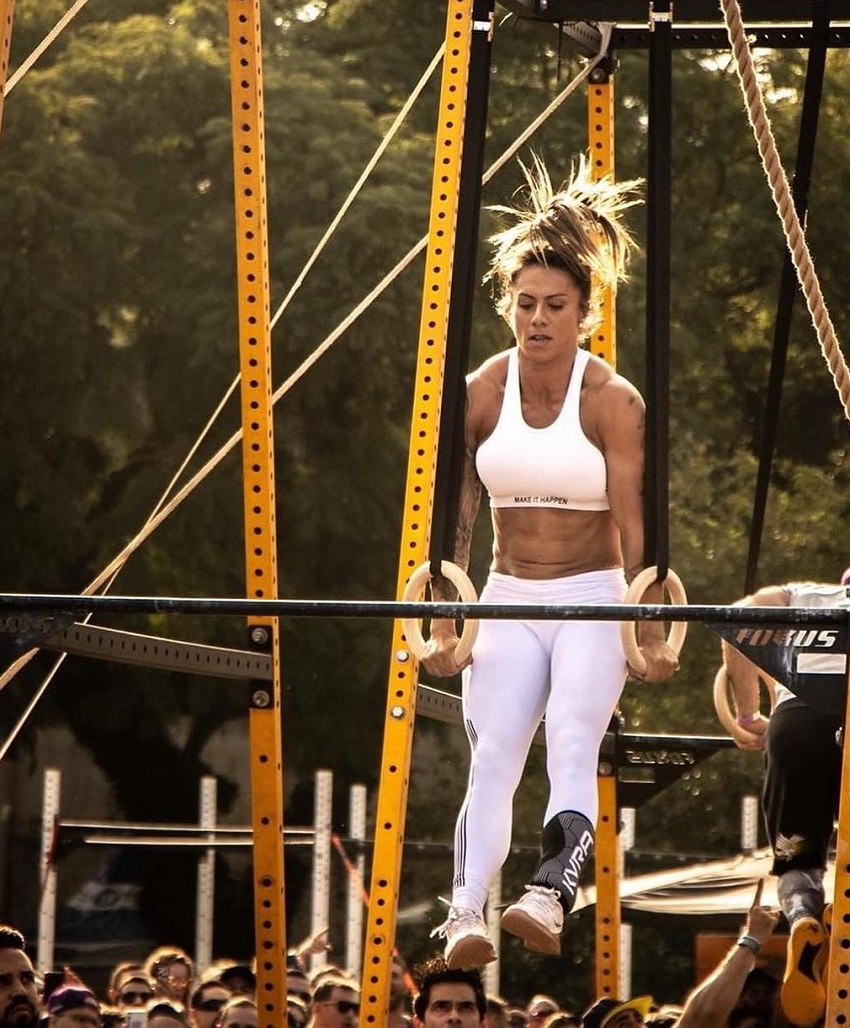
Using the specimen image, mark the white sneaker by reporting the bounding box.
[430,906,496,969]
[501,885,564,955]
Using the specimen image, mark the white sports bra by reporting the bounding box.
[474,347,609,511]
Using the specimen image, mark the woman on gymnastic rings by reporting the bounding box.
[423,154,680,968]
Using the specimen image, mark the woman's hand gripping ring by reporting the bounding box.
[401,560,479,663]
[620,566,688,676]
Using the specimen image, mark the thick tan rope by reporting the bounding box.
[720,0,850,421]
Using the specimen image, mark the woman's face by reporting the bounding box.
[508,264,585,358]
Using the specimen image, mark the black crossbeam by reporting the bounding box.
[0,594,847,623]
[500,0,850,24]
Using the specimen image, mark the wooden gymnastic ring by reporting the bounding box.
[620,566,688,676]
[401,560,479,664]
[713,665,776,745]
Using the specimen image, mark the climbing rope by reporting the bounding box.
[720,0,850,421]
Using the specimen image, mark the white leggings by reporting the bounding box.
[451,568,627,913]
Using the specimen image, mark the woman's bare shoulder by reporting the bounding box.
[466,350,509,440]
[468,349,509,385]
[467,350,509,405]
[584,354,644,410]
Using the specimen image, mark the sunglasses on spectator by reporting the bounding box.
[120,992,153,1004]
[194,998,228,1012]
[318,1000,359,1015]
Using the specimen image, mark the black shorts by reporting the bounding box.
[764,697,843,876]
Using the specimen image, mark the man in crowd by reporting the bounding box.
[188,979,231,1028]
[45,987,101,1028]
[412,957,485,1027]
[0,925,39,1028]
[308,976,359,1028]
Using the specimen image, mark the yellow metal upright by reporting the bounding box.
[227,2,287,1025]
[0,0,15,146]
[587,75,617,365]
[823,644,850,1023]
[587,70,622,999]
[360,2,475,1023]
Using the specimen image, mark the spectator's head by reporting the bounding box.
[581,996,653,1028]
[507,1009,529,1028]
[112,970,156,1010]
[0,925,39,1028]
[311,977,359,1028]
[841,567,850,586]
[216,967,255,1002]
[308,967,350,993]
[99,1006,127,1028]
[216,997,256,1028]
[46,987,101,1028]
[286,996,307,1028]
[543,1015,580,1028]
[527,996,560,1023]
[486,996,509,1028]
[735,968,777,1019]
[145,949,193,1004]
[107,966,145,1006]
[412,957,485,1025]
[188,981,231,1028]
[285,968,311,1011]
[146,1000,191,1028]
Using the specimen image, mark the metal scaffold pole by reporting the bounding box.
[227,1,287,1022]
[360,1,491,1021]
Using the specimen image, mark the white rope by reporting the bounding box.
[5,0,92,95]
[270,43,445,331]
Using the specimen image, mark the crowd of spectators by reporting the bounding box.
[0,891,805,1028]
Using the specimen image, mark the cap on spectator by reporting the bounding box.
[47,987,100,1016]
[582,996,653,1028]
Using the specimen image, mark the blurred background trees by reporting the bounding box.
[1,0,849,1008]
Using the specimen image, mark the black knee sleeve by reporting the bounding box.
[530,810,594,913]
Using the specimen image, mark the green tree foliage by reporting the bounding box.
[2,0,850,1001]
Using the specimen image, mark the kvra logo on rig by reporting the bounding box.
[732,627,840,649]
